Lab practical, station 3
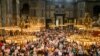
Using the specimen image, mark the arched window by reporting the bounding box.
[21,3,29,14]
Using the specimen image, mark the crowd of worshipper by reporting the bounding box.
[0,27,100,56]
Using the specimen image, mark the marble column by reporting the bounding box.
[1,0,7,35]
[7,0,13,26]
[1,0,7,27]
[0,3,1,27]
[16,0,20,26]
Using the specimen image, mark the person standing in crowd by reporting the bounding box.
[0,28,100,56]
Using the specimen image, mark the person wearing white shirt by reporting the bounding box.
[4,48,10,56]
[69,51,74,56]
[58,50,62,56]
